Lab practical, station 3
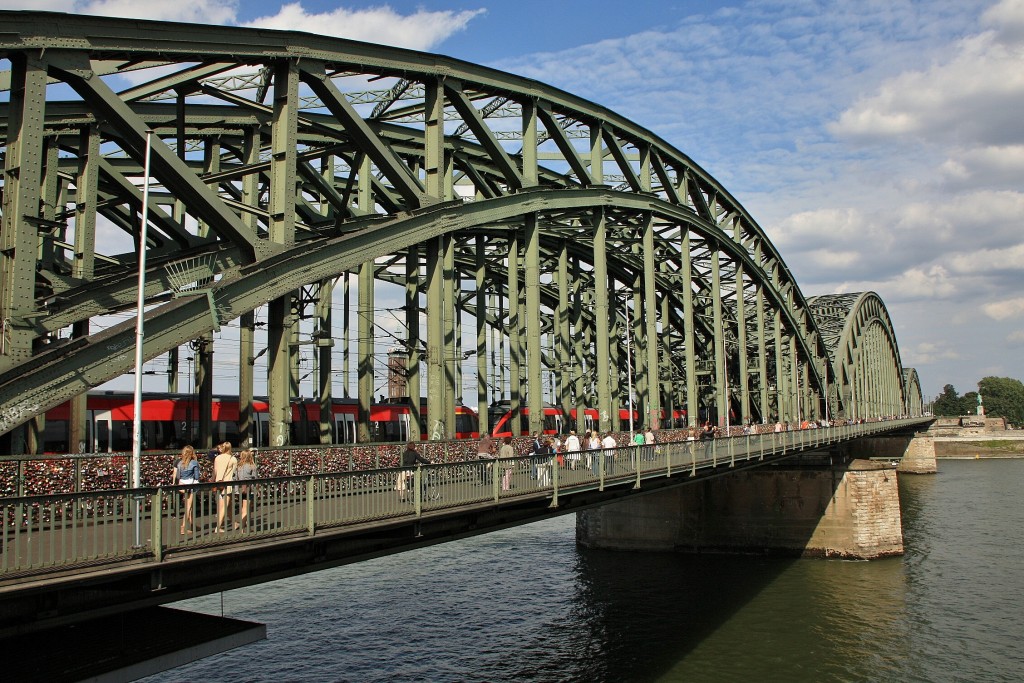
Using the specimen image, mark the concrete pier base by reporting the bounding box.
[6,606,266,682]
[577,459,904,560]
[840,434,938,474]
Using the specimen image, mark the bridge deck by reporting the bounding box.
[0,419,927,636]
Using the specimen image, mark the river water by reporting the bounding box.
[146,459,1024,682]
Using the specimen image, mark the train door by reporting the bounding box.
[335,413,356,443]
[254,412,269,447]
[90,409,111,453]
[401,412,410,441]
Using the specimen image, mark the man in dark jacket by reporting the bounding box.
[402,442,431,467]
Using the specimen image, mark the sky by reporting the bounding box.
[4,0,1023,403]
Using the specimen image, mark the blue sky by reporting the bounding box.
[6,0,1024,403]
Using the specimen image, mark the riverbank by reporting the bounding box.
[934,436,1024,458]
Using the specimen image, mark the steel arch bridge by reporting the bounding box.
[0,12,923,452]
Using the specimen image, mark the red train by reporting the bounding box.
[489,402,690,438]
[40,391,479,453]
[489,403,664,438]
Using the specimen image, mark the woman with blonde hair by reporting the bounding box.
[212,442,237,533]
[172,445,200,535]
[235,449,258,530]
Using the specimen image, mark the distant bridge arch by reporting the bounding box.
[0,12,921,451]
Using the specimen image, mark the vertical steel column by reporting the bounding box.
[317,279,334,443]
[773,310,786,422]
[238,127,260,447]
[426,238,445,439]
[589,123,614,432]
[525,214,543,435]
[734,229,749,426]
[593,212,612,433]
[632,271,646,427]
[69,124,99,453]
[558,243,572,428]
[682,231,697,427]
[475,238,489,434]
[754,241,768,423]
[711,245,726,428]
[354,155,375,442]
[572,256,586,433]
[357,261,374,442]
[0,52,46,374]
[406,245,422,441]
[423,78,447,439]
[642,216,660,430]
[342,273,351,398]
[442,233,457,434]
[267,59,299,448]
[659,261,674,422]
[196,139,220,449]
[789,335,800,421]
[239,312,255,447]
[507,234,523,437]
[520,100,543,434]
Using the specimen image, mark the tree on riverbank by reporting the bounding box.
[978,377,1024,427]
[932,384,978,416]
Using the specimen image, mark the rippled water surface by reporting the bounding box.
[146,459,1024,682]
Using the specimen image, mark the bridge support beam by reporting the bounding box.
[576,459,904,559]
[839,434,937,474]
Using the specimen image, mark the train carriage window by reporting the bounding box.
[213,421,241,447]
[335,414,356,444]
[371,419,402,442]
[544,413,558,434]
[42,420,69,454]
[455,413,479,438]
[110,421,132,452]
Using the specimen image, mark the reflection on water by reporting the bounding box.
[146,460,1024,682]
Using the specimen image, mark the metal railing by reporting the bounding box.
[0,419,924,578]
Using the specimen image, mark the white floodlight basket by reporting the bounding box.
[164,253,221,331]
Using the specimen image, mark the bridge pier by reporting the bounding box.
[838,434,938,474]
[576,459,904,559]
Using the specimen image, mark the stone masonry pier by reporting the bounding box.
[577,459,905,560]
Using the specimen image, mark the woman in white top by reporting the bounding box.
[212,442,238,533]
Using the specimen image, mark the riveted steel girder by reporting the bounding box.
[0,12,921,448]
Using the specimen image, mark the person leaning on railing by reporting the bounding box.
[395,442,431,502]
[235,449,257,531]
[172,445,200,535]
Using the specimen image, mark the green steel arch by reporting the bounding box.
[0,12,911,451]
[807,292,918,419]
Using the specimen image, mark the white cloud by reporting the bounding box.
[904,341,961,365]
[0,0,241,23]
[79,0,238,23]
[830,2,1024,148]
[244,3,484,51]
[0,1,484,51]
[983,297,1024,320]
[1007,330,1024,345]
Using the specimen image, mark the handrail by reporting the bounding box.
[0,418,929,579]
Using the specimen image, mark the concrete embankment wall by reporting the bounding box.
[577,459,903,560]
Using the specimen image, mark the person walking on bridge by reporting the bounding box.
[564,430,581,470]
[477,432,495,484]
[499,436,516,491]
[601,432,617,475]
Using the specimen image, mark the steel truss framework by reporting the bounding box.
[0,12,923,451]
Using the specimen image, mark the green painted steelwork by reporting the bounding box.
[0,13,925,452]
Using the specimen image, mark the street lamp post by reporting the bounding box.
[131,129,153,547]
